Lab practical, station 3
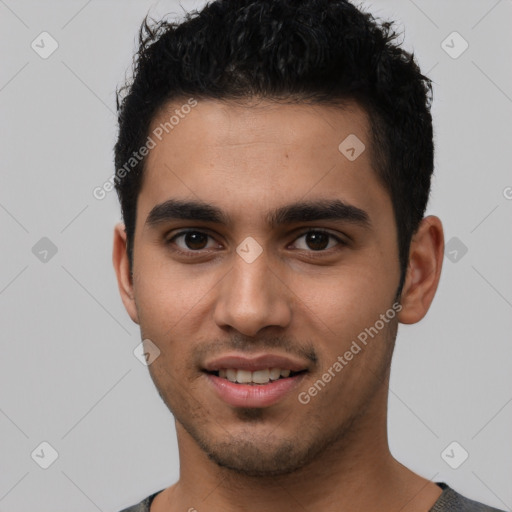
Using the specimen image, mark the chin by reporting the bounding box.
[203,438,311,477]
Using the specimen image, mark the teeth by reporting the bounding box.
[216,368,297,384]
[236,369,252,384]
[252,369,270,384]
[269,368,281,380]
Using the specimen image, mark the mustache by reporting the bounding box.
[191,333,318,367]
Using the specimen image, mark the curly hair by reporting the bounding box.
[114,0,434,297]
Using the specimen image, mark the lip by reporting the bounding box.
[203,353,309,373]
[205,372,307,408]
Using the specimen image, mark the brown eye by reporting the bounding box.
[292,230,343,251]
[304,232,330,250]
[183,232,208,249]
[170,231,216,251]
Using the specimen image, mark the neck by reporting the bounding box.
[154,384,441,512]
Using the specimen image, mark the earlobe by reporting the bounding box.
[112,223,140,324]
[397,216,444,325]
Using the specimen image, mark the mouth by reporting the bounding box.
[202,353,310,407]
[204,370,307,408]
[204,368,307,385]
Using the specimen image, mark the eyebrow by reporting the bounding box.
[145,198,371,229]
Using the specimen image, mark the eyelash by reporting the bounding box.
[165,229,347,258]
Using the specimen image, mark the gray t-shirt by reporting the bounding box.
[118,482,506,511]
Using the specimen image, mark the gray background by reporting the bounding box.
[1,0,511,511]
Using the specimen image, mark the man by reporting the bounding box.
[112,1,504,511]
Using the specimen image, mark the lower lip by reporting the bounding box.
[205,373,306,408]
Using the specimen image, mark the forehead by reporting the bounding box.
[138,98,389,227]
[147,97,370,162]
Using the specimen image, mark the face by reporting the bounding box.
[121,98,403,476]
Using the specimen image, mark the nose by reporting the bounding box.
[213,250,293,337]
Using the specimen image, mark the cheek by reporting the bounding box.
[132,254,222,343]
[131,240,226,365]
[291,265,394,333]
[288,267,398,387]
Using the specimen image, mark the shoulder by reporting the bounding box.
[431,483,506,512]
[117,489,164,512]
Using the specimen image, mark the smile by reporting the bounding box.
[210,368,304,385]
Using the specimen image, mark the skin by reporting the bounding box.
[113,98,445,512]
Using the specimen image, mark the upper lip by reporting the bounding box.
[203,353,309,373]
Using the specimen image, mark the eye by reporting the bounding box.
[291,230,345,251]
[168,230,219,251]
[166,228,346,256]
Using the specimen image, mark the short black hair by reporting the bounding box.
[114,0,434,297]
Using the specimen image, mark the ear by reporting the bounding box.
[397,215,444,324]
[112,223,139,324]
